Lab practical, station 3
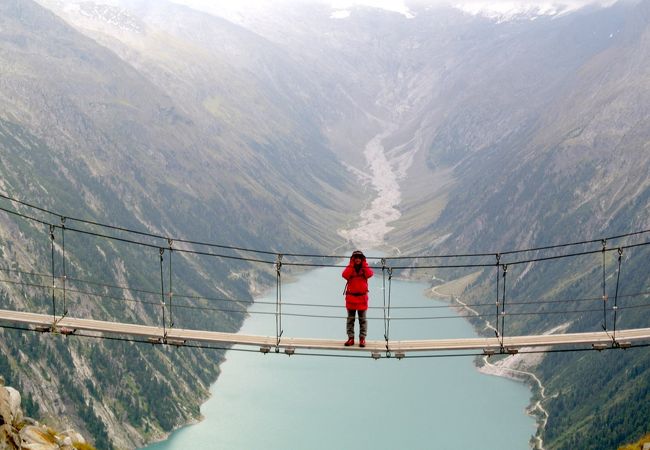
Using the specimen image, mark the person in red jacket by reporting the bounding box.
[342,250,374,347]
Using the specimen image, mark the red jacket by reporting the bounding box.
[342,258,374,310]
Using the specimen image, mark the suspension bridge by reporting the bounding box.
[1,192,650,359]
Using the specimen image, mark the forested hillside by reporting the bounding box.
[0,0,358,447]
[399,3,650,448]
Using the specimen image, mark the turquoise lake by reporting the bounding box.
[143,265,536,449]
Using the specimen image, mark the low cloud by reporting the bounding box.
[169,0,617,21]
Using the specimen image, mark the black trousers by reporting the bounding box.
[346,309,367,338]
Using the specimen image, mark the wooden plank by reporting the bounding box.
[0,309,649,354]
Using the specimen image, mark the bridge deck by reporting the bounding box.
[1,309,649,355]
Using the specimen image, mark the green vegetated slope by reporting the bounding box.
[391,3,650,449]
[0,0,358,448]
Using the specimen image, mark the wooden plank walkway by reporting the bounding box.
[1,309,649,355]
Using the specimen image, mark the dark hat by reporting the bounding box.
[351,250,366,260]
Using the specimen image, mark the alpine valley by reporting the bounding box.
[0,0,649,449]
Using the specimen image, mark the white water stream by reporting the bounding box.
[338,125,410,249]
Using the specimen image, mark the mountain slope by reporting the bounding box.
[390,2,650,448]
[0,0,358,448]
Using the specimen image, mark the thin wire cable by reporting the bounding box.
[5,266,645,312]
[2,323,649,360]
[4,275,649,322]
[3,192,650,263]
[2,201,650,270]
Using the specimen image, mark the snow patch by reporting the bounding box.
[330,0,415,18]
[452,0,615,22]
[331,9,352,18]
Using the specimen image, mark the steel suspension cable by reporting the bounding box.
[4,322,650,360]
[4,272,650,322]
[3,191,650,263]
[8,264,646,312]
[2,201,650,270]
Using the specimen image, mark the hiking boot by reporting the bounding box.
[359,337,366,347]
[344,337,354,346]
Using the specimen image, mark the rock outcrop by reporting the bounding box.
[0,376,92,450]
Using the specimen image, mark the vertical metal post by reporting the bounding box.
[612,248,623,342]
[60,217,67,316]
[167,239,174,328]
[381,258,393,357]
[275,254,283,352]
[601,239,608,331]
[159,248,167,339]
[386,266,393,357]
[381,258,388,343]
[495,253,501,339]
[500,264,508,349]
[49,224,56,321]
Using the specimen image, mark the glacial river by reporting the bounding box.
[143,265,536,450]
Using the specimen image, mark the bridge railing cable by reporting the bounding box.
[2,199,650,275]
[2,191,650,265]
[5,262,646,309]
[4,274,650,325]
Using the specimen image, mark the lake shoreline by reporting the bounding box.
[428,282,550,450]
